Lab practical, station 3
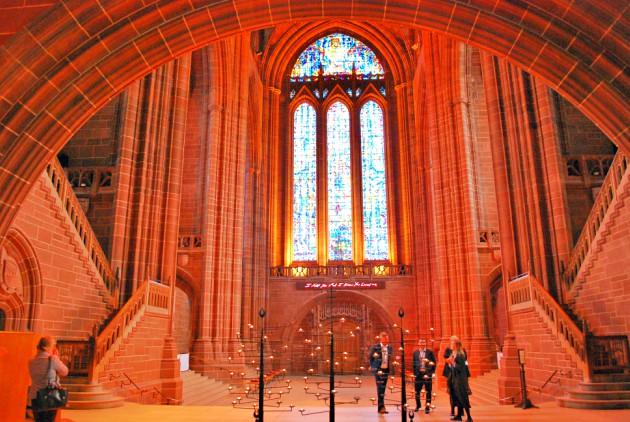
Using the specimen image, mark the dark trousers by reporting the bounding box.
[374,370,389,410]
[414,374,433,408]
[33,409,58,422]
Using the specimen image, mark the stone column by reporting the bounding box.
[480,51,521,400]
[423,35,496,374]
[193,37,249,379]
[160,54,192,403]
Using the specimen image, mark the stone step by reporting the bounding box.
[568,390,630,401]
[184,382,230,403]
[580,381,630,391]
[66,396,125,410]
[181,370,231,406]
[468,369,500,406]
[67,390,118,402]
[63,383,105,393]
[557,396,630,409]
[592,373,630,383]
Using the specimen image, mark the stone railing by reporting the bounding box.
[93,278,170,381]
[565,154,615,186]
[46,158,120,308]
[507,273,533,312]
[508,273,588,377]
[65,166,115,194]
[478,229,500,249]
[177,234,203,250]
[269,263,412,279]
[147,279,171,314]
[563,152,628,299]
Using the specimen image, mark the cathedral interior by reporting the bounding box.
[0,1,628,420]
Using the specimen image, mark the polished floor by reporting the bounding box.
[57,375,630,422]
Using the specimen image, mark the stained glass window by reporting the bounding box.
[290,33,391,265]
[360,101,389,260]
[291,33,385,80]
[293,103,317,261]
[327,102,353,260]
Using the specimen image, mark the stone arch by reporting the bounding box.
[0,1,627,240]
[484,265,507,349]
[263,22,413,87]
[278,290,398,374]
[280,291,397,355]
[175,267,199,354]
[0,229,42,331]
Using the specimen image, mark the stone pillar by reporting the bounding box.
[110,59,190,298]
[193,37,249,379]
[422,35,496,374]
[497,334,522,403]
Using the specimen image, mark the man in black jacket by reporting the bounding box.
[412,338,436,413]
[369,332,393,414]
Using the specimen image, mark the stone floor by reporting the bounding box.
[57,375,630,422]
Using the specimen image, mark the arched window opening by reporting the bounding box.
[289,33,390,266]
[292,103,318,262]
[360,101,389,261]
[327,102,353,261]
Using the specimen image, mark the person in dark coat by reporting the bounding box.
[443,336,456,417]
[369,332,393,414]
[412,337,436,413]
[447,338,472,421]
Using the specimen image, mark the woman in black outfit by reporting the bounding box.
[447,338,472,421]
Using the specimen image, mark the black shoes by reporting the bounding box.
[413,407,420,412]
[425,407,431,414]
[378,407,388,414]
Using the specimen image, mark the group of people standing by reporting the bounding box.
[369,332,472,421]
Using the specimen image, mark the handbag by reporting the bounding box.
[32,357,68,411]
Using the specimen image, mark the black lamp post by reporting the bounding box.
[515,349,537,409]
[328,287,335,422]
[254,307,266,421]
[398,307,409,422]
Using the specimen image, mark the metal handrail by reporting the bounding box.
[110,372,183,405]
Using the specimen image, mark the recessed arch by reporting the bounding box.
[0,0,627,241]
[0,228,42,331]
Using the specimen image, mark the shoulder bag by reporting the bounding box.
[32,357,68,411]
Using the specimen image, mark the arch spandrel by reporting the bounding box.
[0,0,628,238]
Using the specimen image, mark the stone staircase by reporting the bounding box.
[63,376,124,410]
[181,370,232,406]
[558,373,630,409]
[468,369,500,406]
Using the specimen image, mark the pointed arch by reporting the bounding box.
[291,101,318,262]
[0,229,42,331]
[359,100,389,261]
[326,100,354,261]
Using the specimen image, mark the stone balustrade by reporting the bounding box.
[563,152,628,298]
[46,159,120,308]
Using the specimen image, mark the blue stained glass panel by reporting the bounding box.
[291,33,385,79]
[327,102,353,261]
[360,101,389,260]
[293,103,318,261]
